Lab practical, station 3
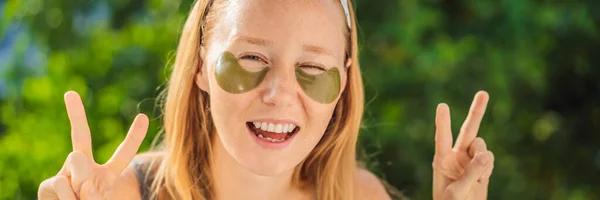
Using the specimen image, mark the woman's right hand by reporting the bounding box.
[38,91,149,200]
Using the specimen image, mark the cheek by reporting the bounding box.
[207,52,257,119]
[305,102,337,137]
[299,68,346,138]
[208,75,254,133]
[208,78,257,118]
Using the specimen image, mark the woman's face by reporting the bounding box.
[198,0,348,175]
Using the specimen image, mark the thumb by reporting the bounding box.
[444,151,491,199]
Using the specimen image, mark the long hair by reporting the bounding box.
[146,0,363,199]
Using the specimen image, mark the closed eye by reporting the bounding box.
[298,63,327,75]
[300,64,326,71]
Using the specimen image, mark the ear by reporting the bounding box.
[339,57,352,95]
[195,46,210,93]
[344,57,352,69]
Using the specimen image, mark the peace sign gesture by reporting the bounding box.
[38,91,149,199]
[432,91,495,200]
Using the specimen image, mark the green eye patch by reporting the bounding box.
[215,51,270,93]
[214,51,341,104]
[295,67,341,104]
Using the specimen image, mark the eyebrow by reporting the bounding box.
[303,45,334,57]
[234,35,334,57]
[236,36,273,46]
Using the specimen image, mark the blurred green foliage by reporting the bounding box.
[1,0,599,199]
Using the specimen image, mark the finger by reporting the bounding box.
[64,91,94,159]
[467,137,487,158]
[472,178,489,200]
[466,137,492,183]
[68,151,89,198]
[106,114,149,173]
[479,151,495,183]
[454,91,489,151]
[57,157,71,177]
[53,176,77,200]
[38,177,59,199]
[446,151,492,199]
[432,170,452,200]
[435,103,453,157]
[80,180,98,200]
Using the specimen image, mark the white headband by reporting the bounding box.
[340,0,351,28]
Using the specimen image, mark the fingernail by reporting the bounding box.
[477,154,489,165]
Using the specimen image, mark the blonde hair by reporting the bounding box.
[146,0,363,199]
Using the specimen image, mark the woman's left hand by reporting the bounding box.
[432,91,495,200]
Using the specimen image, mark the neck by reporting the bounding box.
[210,136,310,200]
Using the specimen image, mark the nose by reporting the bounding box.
[260,64,299,108]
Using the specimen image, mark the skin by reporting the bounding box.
[432,91,496,200]
[37,1,495,199]
[36,92,495,200]
[37,91,145,200]
[195,0,349,199]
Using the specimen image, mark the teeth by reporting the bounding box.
[253,122,260,129]
[250,121,298,133]
[267,123,275,132]
[259,135,285,143]
[283,124,289,133]
[257,128,286,142]
[260,122,268,131]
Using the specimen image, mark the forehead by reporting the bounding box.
[213,0,347,58]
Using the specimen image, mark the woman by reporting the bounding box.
[38,0,495,199]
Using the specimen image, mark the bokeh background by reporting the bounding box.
[1,0,599,199]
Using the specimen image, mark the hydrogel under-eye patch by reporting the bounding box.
[214,51,341,104]
[295,66,341,104]
[215,51,270,93]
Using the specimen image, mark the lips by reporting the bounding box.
[246,122,299,143]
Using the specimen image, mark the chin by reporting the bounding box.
[215,122,323,177]
[232,136,305,176]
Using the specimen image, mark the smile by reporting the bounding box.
[246,121,300,143]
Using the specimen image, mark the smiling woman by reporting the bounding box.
[36,0,495,200]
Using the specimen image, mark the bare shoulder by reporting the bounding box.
[356,168,392,200]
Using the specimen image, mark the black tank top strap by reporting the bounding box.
[132,159,154,200]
